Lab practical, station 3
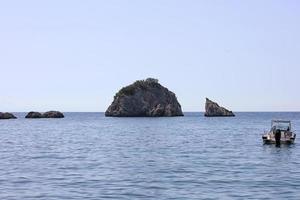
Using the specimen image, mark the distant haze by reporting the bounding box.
[1,1,299,112]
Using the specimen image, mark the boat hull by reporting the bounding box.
[263,138,295,145]
[262,135,296,145]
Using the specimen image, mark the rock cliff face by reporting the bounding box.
[204,98,235,117]
[0,112,17,119]
[105,78,184,117]
[25,111,64,118]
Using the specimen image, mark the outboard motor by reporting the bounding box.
[275,129,281,146]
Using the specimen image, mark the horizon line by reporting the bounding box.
[7,111,300,113]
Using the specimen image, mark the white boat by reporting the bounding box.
[262,120,296,145]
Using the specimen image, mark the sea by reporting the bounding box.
[1,112,300,200]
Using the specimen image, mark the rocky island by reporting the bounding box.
[25,112,43,118]
[25,111,64,118]
[0,112,17,119]
[204,98,235,117]
[105,78,184,117]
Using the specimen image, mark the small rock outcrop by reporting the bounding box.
[105,78,184,117]
[0,112,17,119]
[25,112,43,118]
[25,111,64,118]
[204,98,235,117]
[42,111,64,118]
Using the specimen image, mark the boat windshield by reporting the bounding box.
[272,121,291,131]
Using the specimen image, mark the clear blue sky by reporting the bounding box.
[1,0,299,112]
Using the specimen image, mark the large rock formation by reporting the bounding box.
[25,111,64,118]
[204,98,235,117]
[105,78,184,117]
[0,112,17,119]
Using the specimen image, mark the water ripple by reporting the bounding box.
[0,112,300,199]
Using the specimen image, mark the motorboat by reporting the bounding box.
[262,120,296,145]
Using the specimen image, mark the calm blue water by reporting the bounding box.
[1,112,300,199]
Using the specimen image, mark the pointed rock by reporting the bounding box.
[204,98,235,117]
[106,78,184,117]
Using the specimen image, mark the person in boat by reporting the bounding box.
[285,126,292,138]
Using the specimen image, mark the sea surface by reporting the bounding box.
[1,112,300,200]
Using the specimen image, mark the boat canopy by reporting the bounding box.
[271,120,291,131]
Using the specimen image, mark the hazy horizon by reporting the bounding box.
[7,111,300,113]
[1,1,300,112]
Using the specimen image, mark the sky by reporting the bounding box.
[0,0,300,112]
